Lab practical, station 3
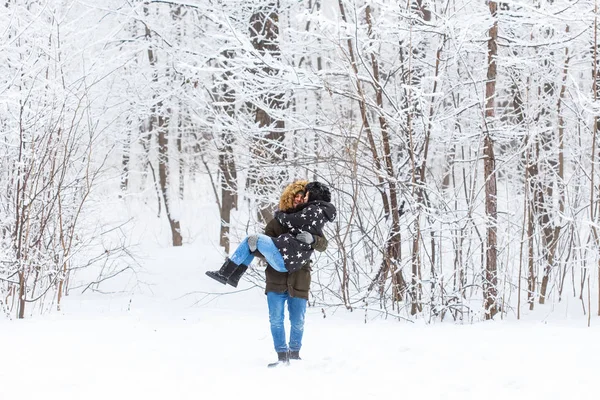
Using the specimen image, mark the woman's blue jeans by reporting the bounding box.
[229,234,287,272]
[267,291,307,353]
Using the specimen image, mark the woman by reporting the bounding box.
[205,181,336,285]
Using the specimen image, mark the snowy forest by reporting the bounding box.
[2,0,600,324]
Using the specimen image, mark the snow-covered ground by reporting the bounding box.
[2,240,599,400]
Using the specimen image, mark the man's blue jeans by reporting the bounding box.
[229,234,287,272]
[267,291,307,353]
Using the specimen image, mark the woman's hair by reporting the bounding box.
[278,180,308,211]
[305,181,331,203]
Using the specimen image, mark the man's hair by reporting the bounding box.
[305,181,331,203]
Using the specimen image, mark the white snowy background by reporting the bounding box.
[2,1,600,398]
[2,186,599,400]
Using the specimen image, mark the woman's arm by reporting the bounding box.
[274,204,315,230]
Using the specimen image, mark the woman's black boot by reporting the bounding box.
[227,265,248,287]
[205,259,238,285]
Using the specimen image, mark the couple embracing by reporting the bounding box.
[206,181,336,366]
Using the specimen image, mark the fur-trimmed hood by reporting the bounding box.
[279,180,308,212]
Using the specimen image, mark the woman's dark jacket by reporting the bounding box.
[263,218,327,300]
[271,200,336,273]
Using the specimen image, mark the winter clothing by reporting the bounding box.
[206,182,333,286]
[226,264,248,288]
[262,181,331,360]
[263,217,326,299]
[206,181,333,362]
[296,231,314,244]
[205,258,238,285]
[248,234,258,252]
[230,235,287,273]
[278,180,308,211]
[289,350,301,360]
[205,234,286,286]
[216,198,335,282]
[263,181,329,299]
[269,351,290,367]
[267,291,307,353]
[305,181,331,203]
[271,200,336,273]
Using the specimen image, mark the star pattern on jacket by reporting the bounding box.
[272,201,336,273]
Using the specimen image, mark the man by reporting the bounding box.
[263,180,328,367]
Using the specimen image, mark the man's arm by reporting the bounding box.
[312,234,328,252]
[264,218,279,238]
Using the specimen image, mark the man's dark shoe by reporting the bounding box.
[289,350,301,360]
[267,351,290,368]
[205,259,238,285]
[227,264,248,287]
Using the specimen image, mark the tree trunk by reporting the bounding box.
[592,2,600,315]
[527,196,535,310]
[120,118,132,192]
[18,270,25,319]
[216,49,238,253]
[539,25,570,304]
[145,5,181,246]
[177,119,184,200]
[483,1,499,319]
[247,4,287,223]
[139,121,152,191]
[365,4,407,304]
[173,5,185,201]
[337,0,390,219]
[157,111,182,247]
[338,0,401,304]
[219,133,237,253]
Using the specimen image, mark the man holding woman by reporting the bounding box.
[206,181,334,366]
